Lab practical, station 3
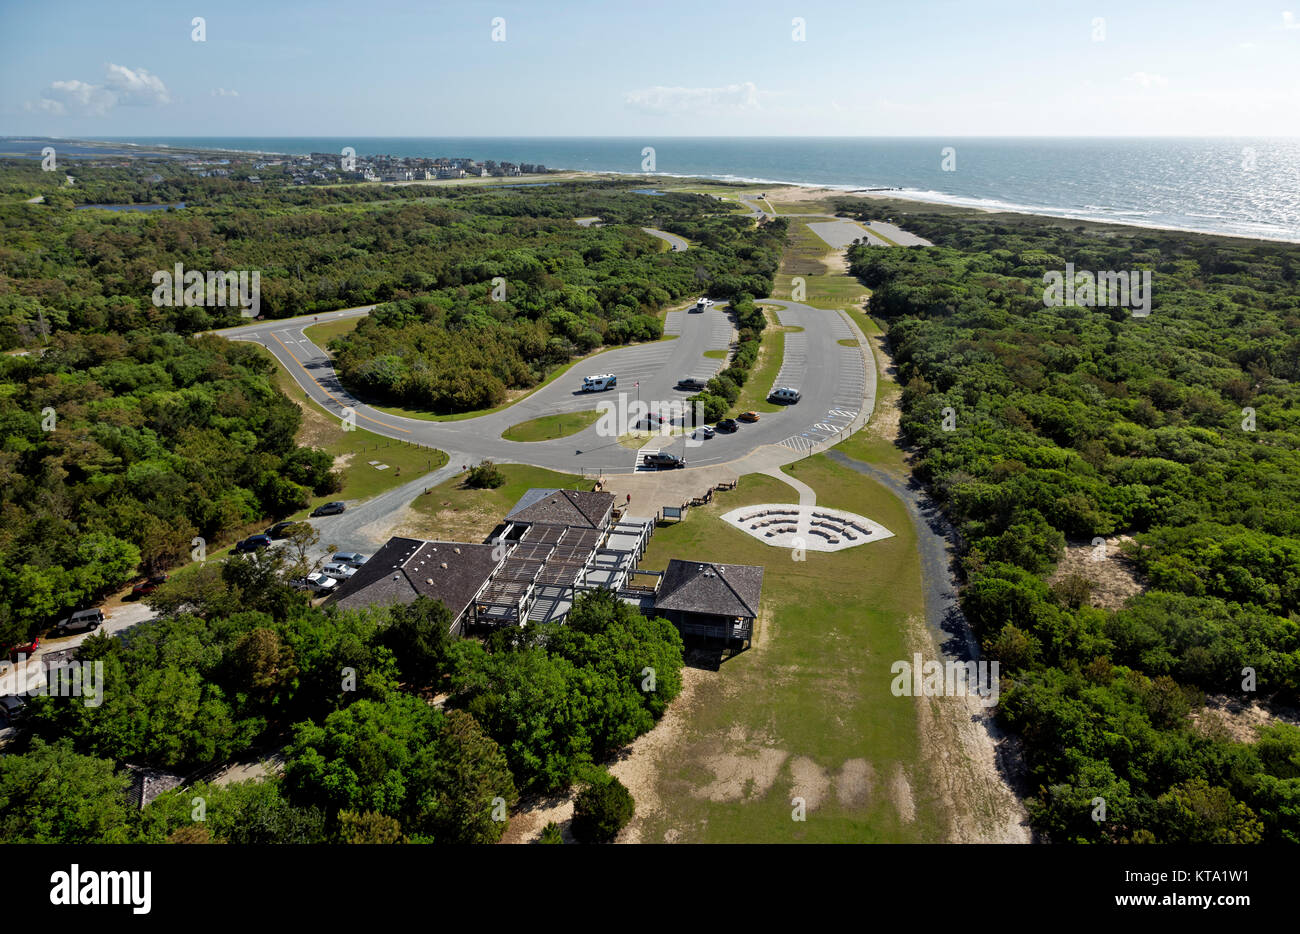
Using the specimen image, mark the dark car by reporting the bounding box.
[643,452,685,469]
[676,378,708,392]
[235,534,273,553]
[311,501,346,517]
[0,695,27,727]
[130,575,169,598]
[6,637,40,662]
[266,521,297,539]
[716,418,739,432]
[55,608,104,633]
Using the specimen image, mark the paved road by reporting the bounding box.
[218,293,871,476]
[641,227,688,251]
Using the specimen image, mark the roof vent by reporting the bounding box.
[440,562,448,569]
[454,547,461,554]
[426,578,435,585]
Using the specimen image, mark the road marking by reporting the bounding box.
[271,332,411,434]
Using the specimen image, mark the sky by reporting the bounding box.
[1,0,1298,137]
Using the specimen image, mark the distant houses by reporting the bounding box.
[328,488,762,649]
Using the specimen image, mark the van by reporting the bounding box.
[581,374,617,392]
[769,387,801,404]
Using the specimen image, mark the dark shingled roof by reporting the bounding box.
[654,560,764,619]
[332,537,500,620]
[504,488,613,529]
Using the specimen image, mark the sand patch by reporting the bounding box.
[889,763,916,824]
[698,741,790,804]
[1049,535,1146,610]
[788,756,832,811]
[834,759,874,808]
[499,792,576,844]
[1192,694,1300,743]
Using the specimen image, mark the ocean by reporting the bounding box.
[22,136,1300,242]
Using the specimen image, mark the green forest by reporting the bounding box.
[1,161,784,414]
[845,208,1300,843]
[1,571,683,843]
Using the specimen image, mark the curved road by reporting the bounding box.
[218,294,870,475]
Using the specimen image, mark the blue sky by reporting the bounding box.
[1,0,1298,136]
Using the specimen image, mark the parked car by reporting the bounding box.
[696,425,716,439]
[331,552,369,568]
[0,695,27,727]
[55,608,104,633]
[716,418,739,432]
[266,521,297,539]
[738,411,761,423]
[321,562,358,580]
[130,575,169,598]
[311,501,346,517]
[676,377,709,392]
[769,387,801,404]
[7,637,40,662]
[303,571,338,594]
[235,534,273,553]
[643,452,686,469]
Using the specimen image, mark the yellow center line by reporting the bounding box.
[271,332,411,434]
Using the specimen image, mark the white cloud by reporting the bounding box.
[1284,11,1300,29]
[211,88,240,97]
[1125,71,1169,89]
[623,82,761,115]
[27,64,170,117]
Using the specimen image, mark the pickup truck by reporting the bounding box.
[643,452,686,469]
[55,608,103,634]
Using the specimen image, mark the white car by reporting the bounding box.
[304,572,337,594]
[321,562,358,580]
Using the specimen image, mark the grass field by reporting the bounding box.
[703,349,728,359]
[406,463,593,543]
[302,317,361,347]
[772,218,873,314]
[501,410,601,442]
[628,456,937,842]
[731,307,791,415]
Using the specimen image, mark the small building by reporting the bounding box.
[649,560,763,648]
[330,537,503,634]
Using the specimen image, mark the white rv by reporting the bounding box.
[694,297,715,311]
[581,374,618,392]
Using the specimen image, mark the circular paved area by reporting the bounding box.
[720,504,894,552]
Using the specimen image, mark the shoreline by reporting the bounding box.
[9,136,1298,244]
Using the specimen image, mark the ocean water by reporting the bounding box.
[27,136,1300,241]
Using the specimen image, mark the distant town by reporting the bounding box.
[187,152,551,185]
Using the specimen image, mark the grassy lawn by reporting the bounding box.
[731,307,791,415]
[501,410,600,442]
[703,349,728,359]
[303,317,361,346]
[838,338,859,347]
[632,457,936,842]
[406,463,594,543]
